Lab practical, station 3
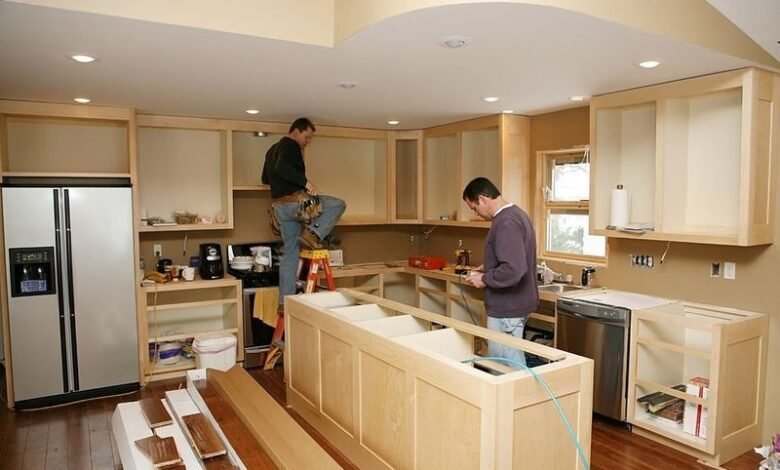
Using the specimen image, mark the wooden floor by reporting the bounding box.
[0,364,764,470]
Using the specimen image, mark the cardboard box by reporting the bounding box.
[683,377,709,439]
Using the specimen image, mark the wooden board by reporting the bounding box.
[181,413,227,459]
[134,435,182,468]
[207,366,341,470]
[139,398,173,428]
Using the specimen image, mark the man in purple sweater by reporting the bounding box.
[463,177,538,366]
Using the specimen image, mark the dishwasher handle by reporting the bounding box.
[557,309,626,328]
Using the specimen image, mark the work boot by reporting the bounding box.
[298,228,323,250]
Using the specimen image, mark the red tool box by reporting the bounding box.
[408,256,446,270]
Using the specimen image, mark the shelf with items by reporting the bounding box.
[590,67,780,245]
[423,114,530,226]
[305,132,389,224]
[627,300,768,467]
[0,100,134,177]
[140,276,243,383]
[136,115,233,232]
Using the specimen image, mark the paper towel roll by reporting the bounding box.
[610,185,629,228]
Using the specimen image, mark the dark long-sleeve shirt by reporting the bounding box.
[482,204,538,318]
[261,136,307,198]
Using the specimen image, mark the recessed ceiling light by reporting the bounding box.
[441,35,469,49]
[70,54,96,63]
[337,81,358,89]
[73,97,91,104]
[569,96,586,102]
[254,131,267,137]
[501,110,514,114]
[387,120,400,125]
[245,109,260,115]
[638,60,660,69]
[483,96,499,103]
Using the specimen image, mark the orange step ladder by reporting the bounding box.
[263,249,335,370]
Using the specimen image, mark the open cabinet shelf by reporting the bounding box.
[627,301,768,467]
[590,67,780,245]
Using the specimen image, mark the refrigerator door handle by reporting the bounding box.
[53,189,69,393]
[63,189,80,390]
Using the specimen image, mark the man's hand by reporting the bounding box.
[305,180,319,196]
[465,271,486,289]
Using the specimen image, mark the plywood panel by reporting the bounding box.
[356,315,429,338]
[513,393,580,470]
[288,316,319,407]
[6,117,128,173]
[415,378,481,470]
[395,139,419,220]
[320,331,354,435]
[359,352,407,468]
[231,131,284,187]
[722,337,760,435]
[424,135,457,220]
[329,303,393,322]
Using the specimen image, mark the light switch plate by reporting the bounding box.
[724,262,736,280]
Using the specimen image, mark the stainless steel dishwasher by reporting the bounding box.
[556,297,630,422]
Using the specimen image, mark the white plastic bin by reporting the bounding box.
[193,335,237,371]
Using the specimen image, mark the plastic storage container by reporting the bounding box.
[193,335,237,371]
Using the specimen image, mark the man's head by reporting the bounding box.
[289,117,316,149]
[463,177,502,220]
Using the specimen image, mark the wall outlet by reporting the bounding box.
[457,239,463,248]
[409,235,415,243]
[710,262,721,278]
[154,244,162,257]
[723,261,736,280]
[629,254,654,268]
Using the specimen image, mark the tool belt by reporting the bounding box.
[268,190,323,236]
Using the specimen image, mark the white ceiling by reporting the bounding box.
[0,1,776,129]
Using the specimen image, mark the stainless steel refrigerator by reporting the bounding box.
[2,177,139,409]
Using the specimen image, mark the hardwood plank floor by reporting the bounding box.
[0,364,764,469]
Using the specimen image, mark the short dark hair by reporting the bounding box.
[289,117,316,134]
[462,177,501,202]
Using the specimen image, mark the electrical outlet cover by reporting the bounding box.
[724,262,736,280]
[710,262,721,278]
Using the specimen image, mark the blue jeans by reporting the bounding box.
[486,316,527,367]
[274,194,346,302]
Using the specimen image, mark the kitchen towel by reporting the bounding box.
[610,185,630,228]
[253,286,280,327]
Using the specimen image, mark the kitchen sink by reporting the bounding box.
[538,283,588,293]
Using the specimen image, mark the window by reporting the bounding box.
[535,147,606,263]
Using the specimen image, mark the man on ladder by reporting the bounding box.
[261,117,346,369]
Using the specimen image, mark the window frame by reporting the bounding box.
[534,147,607,266]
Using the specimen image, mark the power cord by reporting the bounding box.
[457,272,479,325]
[462,356,591,470]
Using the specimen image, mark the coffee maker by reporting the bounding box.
[199,243,224,280]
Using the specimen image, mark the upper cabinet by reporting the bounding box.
[390,130,423,223]
[231,130,285,191]
[136,115,233,232]
[0,100,134,178]
[305,128,389,224]
[590,68,780,246]
[422,114,530,227]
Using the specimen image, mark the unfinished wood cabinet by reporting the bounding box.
[590,67,780,245]
[627,301,767,467]
[305,130,389,224]
[390,130,423,223]
[285,289,593,469]
[136,115,233,232]
[423,114,530,227]
[0,100,134,178]
[139,276,243,383]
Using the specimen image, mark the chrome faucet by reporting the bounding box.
[581,266,596,286]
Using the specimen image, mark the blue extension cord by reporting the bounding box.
[463,356,591,470]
